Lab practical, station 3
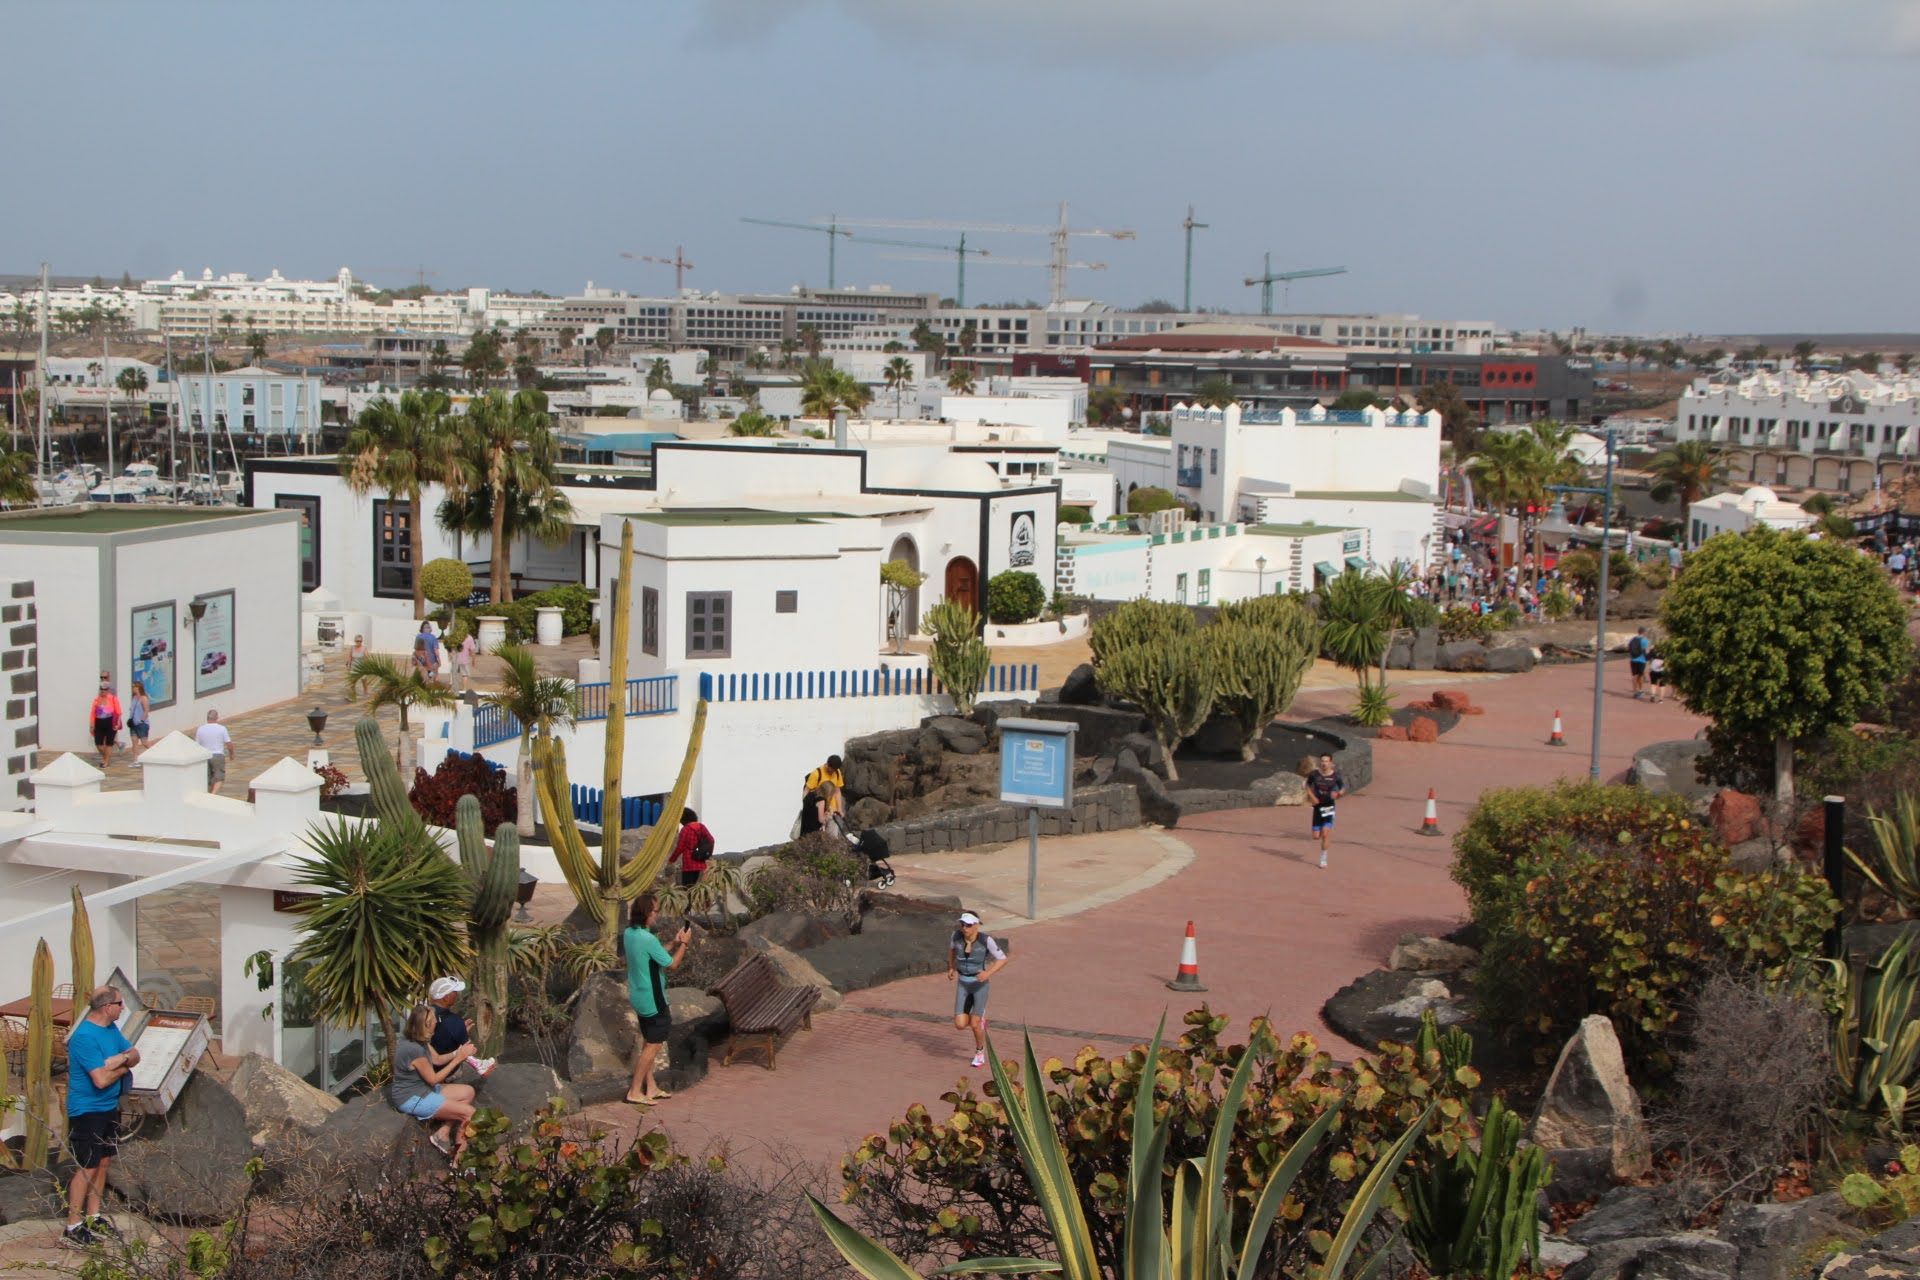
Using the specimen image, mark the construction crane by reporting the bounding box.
[619,246,694,293]
[1242,253,1348,315]
[820,204,1134,306]
[880,251,1107,283]
[741,219,996,302]
[740,215,854,288]
[1182,206,1209,312]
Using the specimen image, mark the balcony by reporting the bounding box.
[1176,467,1203,489]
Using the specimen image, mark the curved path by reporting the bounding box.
[599,660,1705,1172]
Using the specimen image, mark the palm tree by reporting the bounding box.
[346,654,458,756]
[1648,440,1727,541]
[340,390,463,620]
[114,366,148,421]
[1466,429,1538,517]
[436,472,575,568]
[800,359,871,421]
[1525,419,1583,570]
[1195,375,1236,408]
[945,365,976,396]
[246,331,269,363]
[481,644,580,837]
[1320,571,1392,700]
[727,410,779,437]
[593,328,616,365]
[645,358,672,392]
[459,390,563,604]
[882,355,914,416]
[0,450,36,507]
[285,817,471,1058]
[556,326,578,362]
[798,323,822,360]
[777,337,798,369]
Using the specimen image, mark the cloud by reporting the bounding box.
[695,0,1919,66]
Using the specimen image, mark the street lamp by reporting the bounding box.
[304,706,329,748]
[1544,427,1618,781]
[1255,554,1268,595]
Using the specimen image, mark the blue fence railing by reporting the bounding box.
[568,784,664,830]
[470,676,679,751]
[697,663,1039,704]
[472,704,520,750]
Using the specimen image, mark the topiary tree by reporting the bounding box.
[1210,601,1318,760]
[419,557,474,627]
[985,570,1046,625]
[880,558,927,655]
[1058,505,1092,525]
[1128,486,1179,515]
[1661,526,1907,803]
[1098,629,1214,781]
[924,600,991,715]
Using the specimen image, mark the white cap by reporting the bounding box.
[429,976,466,1000]
[957,912,981,926]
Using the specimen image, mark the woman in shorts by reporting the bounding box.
[126,682,151,753]
[389,1002,478,1157]
[624,892,691,1106]
[947,911,1009,1069]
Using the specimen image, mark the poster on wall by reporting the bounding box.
[130,603,177,710]
[193,590,236,698]
[1009,510,1036,568]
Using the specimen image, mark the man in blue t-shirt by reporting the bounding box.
[64,987,139,1249]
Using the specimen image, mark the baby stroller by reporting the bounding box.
[843,826,896,889]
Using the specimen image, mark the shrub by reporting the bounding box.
[313,762,349,799]
[1456,782,1836,1074]
[419,558,474,622]
[744,834,862,921]
[454,583,596,645]
[1489,602,1522,630]
[840,1007,1478,1277]
[984,569,1046,624]
[410,752,517,831]
[1438,606,1495,643]
[1542,585,1574,620]
[1058,504,1091,524]
[1127,485,1178,514]
[1639,558,1672,589]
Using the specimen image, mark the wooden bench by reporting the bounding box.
[709,953,820,1070]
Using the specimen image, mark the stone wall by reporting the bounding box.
[873,784,1141,855]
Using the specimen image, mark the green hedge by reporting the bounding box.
[454,583,596,645]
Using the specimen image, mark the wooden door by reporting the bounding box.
[944,556,978,613]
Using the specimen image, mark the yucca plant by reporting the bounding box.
[1352,681,1394,729]
[285,817,472,1056]
[1402,1094,1548,1279]
[1826,932,1920,1131]
[807,1018,1428,1280]
[1851,796,1920,917]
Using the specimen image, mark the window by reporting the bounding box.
[1209,448,1218,475]
[1175,573,1188,604]
[641,586,659,656]
[686,591,731,657]
[1197,569,1211,604]
[372,499,413,599]
[776,589,798,614]
[275,494,321,591]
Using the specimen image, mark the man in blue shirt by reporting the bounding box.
[64,987,139,1249]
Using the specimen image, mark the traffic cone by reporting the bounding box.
[1166,921,1208,992]
[1547,709,1566,747]
[1419,788,1443,837]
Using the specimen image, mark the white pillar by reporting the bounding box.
[28,754,105,823]
[217,885,288,1062]
[246,758,323,838]
[135,732,213,813]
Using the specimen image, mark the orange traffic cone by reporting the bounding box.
[1419,788,1443,837]
[1166,921,1208,992]
[1548,709,1566,746]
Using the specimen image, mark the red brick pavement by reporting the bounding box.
[600,659,1706,1181]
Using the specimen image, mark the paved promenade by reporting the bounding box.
[590,659,1704,1175]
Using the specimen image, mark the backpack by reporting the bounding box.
[1628,636,1648,660]
[693,827,715,860]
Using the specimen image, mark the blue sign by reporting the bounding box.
[998,719,1076,809]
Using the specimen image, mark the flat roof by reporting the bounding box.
[1290,490,1436,504]
[1248,522,1360,537]
[0,506,267,533]
[629,509,821,527]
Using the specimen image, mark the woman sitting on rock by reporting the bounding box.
[389,1002,478,1157]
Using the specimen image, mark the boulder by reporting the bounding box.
[565,971,642,1089]
[1115,752,1182,827]
[1387,934,1478,972]
[1376,725,1408,741]
[1720,1193,1857,1280]
[113,1071,257,1222]
[737,909,846,953]
[1629,738,1711,800]
[0,1170,65,1225]
[226,1052,342,1157]
[804,910,953,993]
[304,1068,573,1192]
[1563,1232,1736,1280]
[1026,703,1150,757]
[1323,968,1472,1049]
[1566,1185,1685,1245]
[1385,637,1414,670]
[471,1061,577,1124]
[1437,641,1489,672]
[1250,771,1307,806]
[1411,625,1439,669]
[1531,1015,1652,1192]
[1408,716,1439,743]
[1058,663,1101,705]
[1708,789,1765,846]
[1433,690,1475,713]
[1818,1215,1920,1280]
[926,715,988,756]
[1728,836,1781,872]
[847,796,892,829]
[1111,732,1168,777]
[564,973,730,1102]
[746,939,844,1012]
[1484,645,1536,673]
[967,699,1031,737]
[1535,1239,1591,1272]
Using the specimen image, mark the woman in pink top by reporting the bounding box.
[88,678,124,768]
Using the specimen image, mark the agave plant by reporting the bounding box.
[1352,680,1394,729]
[1851,796,1920,917]
[808,1018,1428,1279]
[1402,1093,1547,1279]
[1826,932,1920,1131]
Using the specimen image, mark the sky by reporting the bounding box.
[5,1,1918,335]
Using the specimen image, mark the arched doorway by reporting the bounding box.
[944,556,979,614]
[886,534,921,643]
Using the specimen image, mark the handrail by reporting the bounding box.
[697,663,1039,704]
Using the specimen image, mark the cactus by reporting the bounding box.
[924,601,992,716]
[455,794,518,1057]
[1097,629,1215,782]
[616,699,707,896]
[69,884,95,1005]
[598,520,634,949]
[1403,1093,1548,1280]
[356,716,414,828]
[24,939,53,1169]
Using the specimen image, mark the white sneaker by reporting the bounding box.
[971,1051,986,1068]
[1318,852,1329,869]
[468,1057,497,1078]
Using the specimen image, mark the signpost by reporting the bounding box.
[997,718,1076,919]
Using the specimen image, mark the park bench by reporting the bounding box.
[709,952,820,1070]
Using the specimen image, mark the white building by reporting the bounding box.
[939,394,1073,444]
[0,507,302,751]
[0,578,39,812]
[1687,485,1816,546]
[1055,511,1365,604]
[1675,371,1920,492]
[176,366,325,441]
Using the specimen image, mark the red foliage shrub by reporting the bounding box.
[410,752,517,830]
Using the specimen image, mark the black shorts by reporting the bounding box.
[1629,661,1647,677]
[638,1011,671,1045]
[1649,670,1667,685]
[92,720,116,748]
[68,1111,121,1169]
[1311,803,1336,832]
[678,869,701,888]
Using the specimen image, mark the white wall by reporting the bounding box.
[940,395,1072,444]
[1107,438,1174,503]
[0,547,95,751]
[1262,495,1435,569]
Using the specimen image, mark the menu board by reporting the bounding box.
[193,590,235,697]
[128,1017,198,1092]
[130,602,177,709]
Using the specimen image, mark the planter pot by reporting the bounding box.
[879,651,931,673]
[534,606,565,647]
[987,614,1089,647]
[476,615,508,652]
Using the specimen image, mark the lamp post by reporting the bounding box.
[1542,427,1618,780]
[1255,554,1268,595]
[305,705,330,770]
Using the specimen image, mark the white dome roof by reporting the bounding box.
[1741,485,1779,503]
[647,387,675,401]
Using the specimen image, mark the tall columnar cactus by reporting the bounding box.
[598,520,635,943]
[24,939,54,1169]
[356,716,415,829]
[455,794,518,1057]
[69,885,95,1005]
